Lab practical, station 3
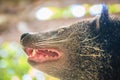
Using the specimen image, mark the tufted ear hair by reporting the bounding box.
[89,4,110,34]
[100,3,109,21]
[96,4,110,32]
[98,4,109,29]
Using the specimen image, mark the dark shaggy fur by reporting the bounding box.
[20,4,120,80]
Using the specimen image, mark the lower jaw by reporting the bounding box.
[28,59,58,63]
[27,56,61,64]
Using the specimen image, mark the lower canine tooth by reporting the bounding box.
[45,56,48,58]
[32,50,36,56]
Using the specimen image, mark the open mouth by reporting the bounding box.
[24,48,62,63]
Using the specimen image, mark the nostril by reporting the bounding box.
[20,33,29,40]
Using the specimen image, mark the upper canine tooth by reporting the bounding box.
[32,50,36,56]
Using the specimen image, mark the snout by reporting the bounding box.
[20,32,44,48]
[20,31,60,48]
[20,33,29,41]
[20,33,32,47]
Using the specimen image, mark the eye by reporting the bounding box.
[58,28,65,34]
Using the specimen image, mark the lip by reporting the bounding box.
[24,47,62,63]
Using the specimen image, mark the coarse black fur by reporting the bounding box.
[20,4,120,80]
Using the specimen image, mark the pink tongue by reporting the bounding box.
[28,49,60,63]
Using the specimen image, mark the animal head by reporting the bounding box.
[20,4,120,80]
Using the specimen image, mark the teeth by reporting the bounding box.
[47,50,49,52]
[32,49,36,56]
[45,55,48,58]
[29,55,32,57]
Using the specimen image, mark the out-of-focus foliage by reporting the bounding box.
[0,42,30,80]
[108,4,120,13]
[34,4,120,20]
[0,42,59,80]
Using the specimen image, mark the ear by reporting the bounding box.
[100,4,109,20]
[94,4,110,32]
[100,3,109,21]
[89,4,109,34]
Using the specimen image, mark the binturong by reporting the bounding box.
[20,4,120,80]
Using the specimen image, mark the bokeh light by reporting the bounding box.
[70,4,86,18]
[35,7,53,20]
[89,4,103,16]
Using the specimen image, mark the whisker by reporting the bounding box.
[81,34,100,43]
[35,38,73,46]
[36,31,75,45]
[83,46,104,52]
[38,35,57,42]
[79,53,101,57]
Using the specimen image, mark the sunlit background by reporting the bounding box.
[0,0,120,80]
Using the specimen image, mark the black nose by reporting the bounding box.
[20,33,29,40]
